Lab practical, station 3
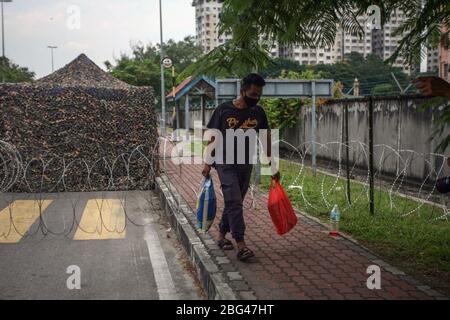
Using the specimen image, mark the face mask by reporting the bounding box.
[244,95,259,107]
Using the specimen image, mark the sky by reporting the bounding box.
[3,0,196,78]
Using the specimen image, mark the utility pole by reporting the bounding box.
[159,0,166,137]
[1,0,12,83]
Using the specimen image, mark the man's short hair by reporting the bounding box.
[241,73,266,90]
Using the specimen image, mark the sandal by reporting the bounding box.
[237,247,255,261]
[218,238,234,250]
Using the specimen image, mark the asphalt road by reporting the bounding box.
[0,190,204,300]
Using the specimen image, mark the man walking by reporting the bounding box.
[202,73,280,261]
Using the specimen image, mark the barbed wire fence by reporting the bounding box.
[2,123,450,242]
[277,139,450,221]
[160,128,450,223]
[0,140,164,240]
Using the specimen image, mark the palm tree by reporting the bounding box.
[182,0,449,78]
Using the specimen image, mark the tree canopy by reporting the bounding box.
[257,52,411,95]
[182,0,449,77]
[105,36,203,109]
[0,57,35,83]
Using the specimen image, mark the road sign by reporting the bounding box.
[162,57,172,69]
[215,79,334,100]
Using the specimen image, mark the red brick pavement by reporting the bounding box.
[160,142,443,300]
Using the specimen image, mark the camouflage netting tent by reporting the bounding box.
[0,53,160,193]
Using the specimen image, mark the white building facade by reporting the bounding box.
[192,3,413,74]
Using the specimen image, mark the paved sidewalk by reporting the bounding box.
[160,143,446,300]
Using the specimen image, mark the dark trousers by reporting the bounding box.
[215,164,253,242]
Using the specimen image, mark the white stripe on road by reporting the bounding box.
[143,219,178,300]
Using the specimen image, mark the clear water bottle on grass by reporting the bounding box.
[329,204,340,237]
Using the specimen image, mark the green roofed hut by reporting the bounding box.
[165,75,215,140]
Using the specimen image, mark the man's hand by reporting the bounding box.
[412,76,450,100]
[271,171,281,182]
[202,164,211,178]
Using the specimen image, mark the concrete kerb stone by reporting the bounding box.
[155,175,241,300]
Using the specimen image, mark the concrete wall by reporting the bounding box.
[160,95,450,181]
[295,96,449,181]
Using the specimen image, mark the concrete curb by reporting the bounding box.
[155,174,252,300]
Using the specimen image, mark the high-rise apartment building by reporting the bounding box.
[439,25,449,82]
[427,48,440,73]
[192,4,414,74]
[192,0,279,57]
[372,10,410,73]
[192,0,230,53]
[279,16,372,66]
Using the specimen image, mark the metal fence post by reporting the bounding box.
[176,100,180,141]
[345,102,351,204]
[368,96,375,215]
[311,81,317,176]
[185,94,190,141]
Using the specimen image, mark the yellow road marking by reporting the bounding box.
[0,200,53,243]
[74,199,126,240]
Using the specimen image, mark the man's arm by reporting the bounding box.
[259,107,280,181]
[202,136,215,178]
[265,129,280,181]
[412,76,450,100]
[202,105,222,178]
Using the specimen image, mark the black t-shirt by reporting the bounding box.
[206,101,269,165]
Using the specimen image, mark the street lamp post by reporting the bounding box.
[159,0,166,137]
[47,45,57,72]
[1,0,12,83]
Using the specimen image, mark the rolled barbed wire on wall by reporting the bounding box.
[0,141,160,193]
[0,140,22,193]
[160,136,450,222]
[276,140,450,221]
[0,141,163,240]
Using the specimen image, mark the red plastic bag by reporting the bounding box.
[267,179,298,235]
